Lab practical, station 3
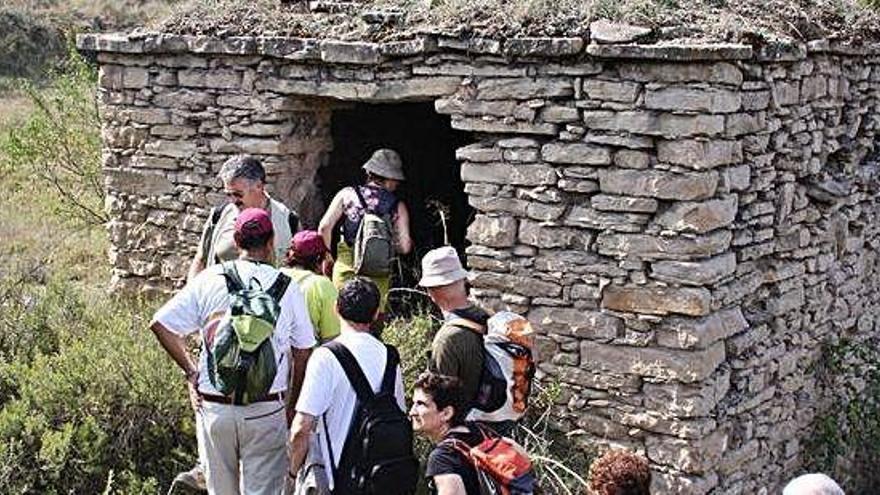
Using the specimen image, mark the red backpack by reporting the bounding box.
[442,425,536,495]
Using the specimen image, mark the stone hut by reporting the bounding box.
[78,22,880,493]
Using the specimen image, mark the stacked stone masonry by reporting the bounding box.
[78,32,880,493]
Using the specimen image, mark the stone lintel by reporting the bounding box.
[586,43,753,61]
[503,37,585,57]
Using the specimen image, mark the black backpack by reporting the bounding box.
[324,341,419,495]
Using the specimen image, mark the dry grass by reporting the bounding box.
[150,0,880,43]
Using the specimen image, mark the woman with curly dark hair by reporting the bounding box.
[587,450,651,495]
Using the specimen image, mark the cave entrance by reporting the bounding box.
[318,102,473,316]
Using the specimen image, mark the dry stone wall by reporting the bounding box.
[79,32,880,493]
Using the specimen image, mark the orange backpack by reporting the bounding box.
[443,425,536,495]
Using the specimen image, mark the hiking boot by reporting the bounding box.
[173,465,206,492]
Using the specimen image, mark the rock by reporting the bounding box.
[645,86,741,113]
[452,117,558,135]
[599,169,719,200]
[601,285,712,316]
[644,369,730,417]
[614,150,651,169]
[320,41,382,64]
[435,98,517,117]
[583,111,724,137]
[461,163,557,186]
[178,69,241,89]
[143,139,197,159]
[540,106,580,123]
[456,143,502,162]
[565,206,650,230]
[584,133,653,149]
[806,178,851,203]
[654,195,738,233]
[655,307,748,350]
[528,307,622,340]
[651,253,737,286]
[469,271,562,298]
[595,230,732,260]
[618,62,743,85]
[105,169,174,196]
[591,194,658,213]
[580,340,725,382]
[587,43,752,61]
[379,37,438,57]
[656,139,743,170]
[476,78,574,100]
[262,76,461,102]
[650,472,719,495]
[646,430,727,474]
[503,37,585,57]
[526,202,567,221]
[542,143,612,165]
[467,216,518,247]
[583,80,641,102]
[589,20,652,44]
[518,220,592,249]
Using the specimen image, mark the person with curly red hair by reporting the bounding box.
[588,450,651,495]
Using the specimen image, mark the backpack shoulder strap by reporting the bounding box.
[354,185,371,213]
[221,261,244,293]
[210,204,226,226]
[381,345,400,394]
[325,340,375,402]
[288,211,299,233]
[266,272,291,303]
[447,317,486,335]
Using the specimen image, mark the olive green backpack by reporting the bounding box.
[206,262,290,405]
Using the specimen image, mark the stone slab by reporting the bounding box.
[587,43,753,61]
[580,340,725,382]
[602,285,712,316]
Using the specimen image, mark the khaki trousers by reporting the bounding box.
[198,400,289,495]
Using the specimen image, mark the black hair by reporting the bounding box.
[336,277,380,324]
[234,230,273,251]
[414,372,469,426]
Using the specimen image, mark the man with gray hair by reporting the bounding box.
[783,473,845,495]
[187,155,299,282]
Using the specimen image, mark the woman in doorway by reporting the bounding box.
[318,148,413,313]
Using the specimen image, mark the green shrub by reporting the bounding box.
[0,276,195,494]
[804,337,880,493]
[0,49,105,227]
[0,7,65,80]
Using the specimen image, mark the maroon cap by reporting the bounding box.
[234,208,273,240]
[290,230,327,258]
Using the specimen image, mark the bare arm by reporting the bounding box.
[433,474,468,495]
[187,252,206,283]
[287,347,312,416]
[150,321,201,411]
[318,192,346,252]
[395,201,413,255]
[288,412,317,477]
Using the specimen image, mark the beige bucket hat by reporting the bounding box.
[418,246,468,287]
[362,148,405,181]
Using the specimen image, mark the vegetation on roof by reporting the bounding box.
[150,0,880,44]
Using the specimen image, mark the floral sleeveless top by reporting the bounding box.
[340,184,398,246]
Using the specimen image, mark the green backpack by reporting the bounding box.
[207,262,291,405]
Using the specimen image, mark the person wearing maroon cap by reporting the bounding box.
[282,230,341,343]
[151,208,316,495]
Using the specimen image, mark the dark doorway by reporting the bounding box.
[318,102,474,316]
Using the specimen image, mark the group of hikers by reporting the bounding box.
[149,152,847,495]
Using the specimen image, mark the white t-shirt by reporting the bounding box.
[152,260,317,396]
[296,329,406,490]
